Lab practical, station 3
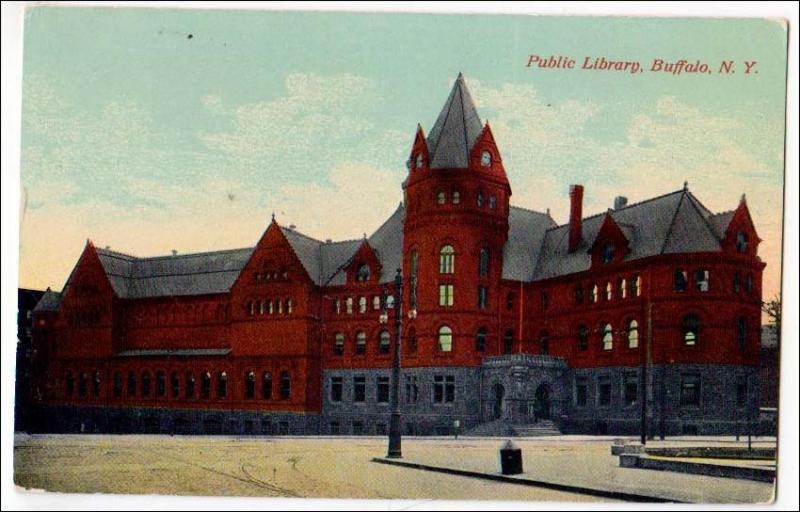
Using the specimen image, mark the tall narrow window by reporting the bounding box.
[353,376,366,403]
[379,330,390,354]
[575,285,584,304]
[736,231,749,253]
[334,332,345,355]
[680,374,701,406]
[377,376,390,403]
[437,326,453,352]
[631,274,641,297]
[346,297,353,314]
[439,245,455,274]
[356,264,370,282]
[66,372,75,397]
[437,191,446,205]
[141,372,151,398]
[683,314,699,346]
[601,243,615,263]
[477,192,484,207]
[185,372,195,398]
[618,278,627,299]
[736,316,748,351]
[358,297,367,314]
[79,372,88,397]
[736,376,748,408]
[475,327,487,352]
[356,331,366,354]
[286,299,293,314]
[245,371,256,399]
[405,375,419,404]
[601,323,613,351]
[280,371,291,400]
[745,273,754,294]
[439,284,454,307]
[478,248,490,277]
[539,330,549,355]
[733,272,742,293]
[330,377,343,403]
[127,371,136,397]
[624,374,639,406]
[410,250,419,276]
[627,320,639,348]
[373,296,381,310]
[674,269,688,292]
[171,372,180,398]
[506,292,514,310]
[262,372,272,399]
[93,371,101,397]
[201,371,211,399]
[452,191,460,204]
[478,286,488,309]
[503,329,514,355]
[407,327,418,354]
[578,324,589,351]
[590,284,599,304]
[113,372,123,398]
[217,371,227,398]
[696,269,710,292]
[481,150,492,167]
[156,371,166,398]
[488,196,497,209]
[605,282,612,301]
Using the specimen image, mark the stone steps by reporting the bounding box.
[465,419,562,437]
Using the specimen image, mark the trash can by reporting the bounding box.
[500,440,523,475]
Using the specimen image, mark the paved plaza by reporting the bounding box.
[13,434,776,503]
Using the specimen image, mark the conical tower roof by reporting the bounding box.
[426,73,483,169]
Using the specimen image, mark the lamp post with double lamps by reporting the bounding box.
[380,268,417,458]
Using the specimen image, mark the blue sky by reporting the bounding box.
[19,7,787,299]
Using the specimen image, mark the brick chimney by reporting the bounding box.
[568,185,584,252]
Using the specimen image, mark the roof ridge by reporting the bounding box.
[280,225,325,246]
[368,203,405,241]
[510,204,550,217]
[133,246,254,262]
[545,188,686,231]
[659,190,688,254]
[95,248,138,260]
[684,190,726,242]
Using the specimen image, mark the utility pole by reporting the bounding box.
[641,302,653,445]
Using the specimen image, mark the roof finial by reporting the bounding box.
[271,211,276,222]
[683,180,688,191]
[363,232,367,240]
[740,193,747,203]
[457,71,464,79]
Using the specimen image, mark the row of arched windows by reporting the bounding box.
[575,274,642,305]
[65,370,292,401]
[332,330,392,356]
[333,295,388,315]
[245,298,293,316]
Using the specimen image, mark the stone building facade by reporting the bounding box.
[28,74,765,436]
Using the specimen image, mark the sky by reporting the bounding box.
[18,6,787,302]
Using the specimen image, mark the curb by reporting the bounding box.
[618,454,776,483]
[371,457,684,503]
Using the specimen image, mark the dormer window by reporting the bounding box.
[601,243,615,263]
[480,151,492,167]
[356,264,371,282]
[736,231,749,253]
[415,154,423,170]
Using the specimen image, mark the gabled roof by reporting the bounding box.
[426,73,483,169]
[502,207,557,281]
[33,288,62,312]
[533,188,726,281]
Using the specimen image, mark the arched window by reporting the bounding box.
[696,269,710,292]
[605,282,613,301]
[258,300,265,315]
[156,371,166,398]
[127,371,136,397]
[488,196,497,209]
[539,330,549,355]
[745,273,754,294]
[359,297,367,314]
[674,269,688,292]
[171,372,180,398]
[478,248,490,277]
[578,324,589,351]
[601,323,613,351]
[346,297,353,314]
[618,278,627,299]
[575,285,584,304]
[481,150,492,167]
[736,231,749,253]
[591,284,599,304]
[286,299,293,314]
[439,245,455,274]
[437,326,453,352]
[683,314,699,346]
[407,327,418,353]
[334,332,345,355]
[437,191,446,205]
[477,192,484,207]
[356,264,370,282]
[185,372,195,398]
[78,373,88,397]
[475,327,487,352]
[736,316,748,351]
[379,330,391,354]
[280,371,291,400]
[631,274,641,297]
[415,153,423,170]
[452,191,461,204]
[262,372,272,399]
[268,300,274,314]
[356,331,366,354]
[503,329,514,354]
[373,296,381,310]
[201,371,211,399]
[733,272,742,293]
[627,320,639,348]
[66,372,75,397]
[246,300,254,316]
[601,243,615,263]
[93,371,101,396]
[245,371,256,399]
[113,372,123,398]
[217,372,228,398]
[277,300,283,314]
[141,371,151,398]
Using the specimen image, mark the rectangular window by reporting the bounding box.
[695,269,710,292]
[733,272,741,293]
[575,286,584,305]
[477,286,488,309]
[674,269,688,292]
[439,284,454,307]
[334,334,344,355]
[353,376,366,403]
[624,374,639,406]
[377,376,390,404]
[330,377,343,403]
[598,378,611,408]
[680,374,701,406]
[736,377,748,408]
[575,378,588,407]
[405,375,418,404]
[433,375,455,403]
[630,274,641,297]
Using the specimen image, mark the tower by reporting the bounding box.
[402,74,512,364]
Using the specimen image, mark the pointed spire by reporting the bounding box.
[426,73,483,169]
[683,181,689,191]
[271,212,276,222]
[740,193,747,204]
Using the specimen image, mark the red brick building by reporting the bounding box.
[29,75,765,436]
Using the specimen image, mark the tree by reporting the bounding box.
[761,295,781,346]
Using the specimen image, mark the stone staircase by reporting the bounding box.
[465,419,562,437]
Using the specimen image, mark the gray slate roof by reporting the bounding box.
[33,289,62,312]
[426,73,484,169]
[533,189,728,281]
[502,207,557,281]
